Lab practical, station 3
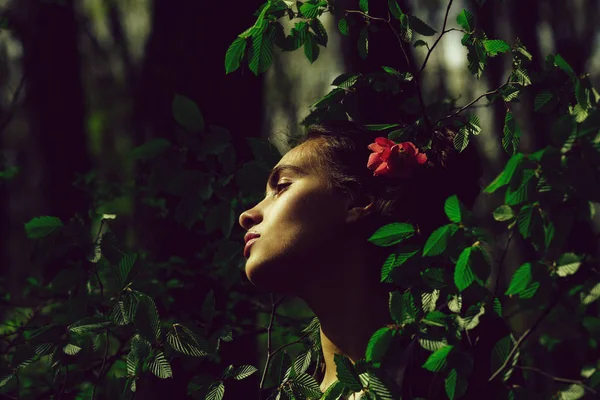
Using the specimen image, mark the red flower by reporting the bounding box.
[367,137,427,178]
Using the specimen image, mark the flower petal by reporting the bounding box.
[368,143,385,153]
[375,137,396,149]
[367,152,382,169]
[373,161,390,176]
[401,142,418,156]
[415,152,427,164]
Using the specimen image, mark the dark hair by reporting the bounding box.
[290,120,483,239]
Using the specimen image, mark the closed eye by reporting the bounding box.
[274,182,291,196]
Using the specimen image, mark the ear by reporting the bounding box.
[345,195,375,225]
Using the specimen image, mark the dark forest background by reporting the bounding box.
[1,0,599,398]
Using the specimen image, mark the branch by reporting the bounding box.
[269,330,310,358]
[435,79,517,124]
[489,293,561,383]
[344,9,388,22]
[515,366,597,395]
[91,329,110,400]
[258,294,281,400]
[493,227,516,296]
[419,0,454,75]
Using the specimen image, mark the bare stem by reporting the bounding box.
[493,227,516,296]
[489,294,560,382]
[435,79,517,124]
[344,9,388,22]
[515,366,597,395]
[419,0,454,75]
[258,294,280,400]
[92,329,110,400]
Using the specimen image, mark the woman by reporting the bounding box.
[238,120,482,398]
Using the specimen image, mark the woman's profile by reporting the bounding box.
[238,120,482,399]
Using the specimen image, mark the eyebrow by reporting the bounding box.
[265,164,307,197]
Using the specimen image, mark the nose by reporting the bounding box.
[238,206,262,232]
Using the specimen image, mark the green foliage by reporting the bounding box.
[6,1,600,399]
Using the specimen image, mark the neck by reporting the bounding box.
[297,243,392,392]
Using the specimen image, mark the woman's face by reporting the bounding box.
[238,140,354,294]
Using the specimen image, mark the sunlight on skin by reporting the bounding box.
[238,139,394,396]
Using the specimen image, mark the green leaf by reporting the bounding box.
[456,9,474,32]
[359,0,368,13]
[456,304,485,331]
[380,247,420,283]
[454,247,475,292]
[502,111,521,156]
[517,204,541,239]
[358,26,369,59]
[409,15,436,36]
[321,380,345,400]
[299,3,320,18]
[167,324,211,357]
[511,67,531,86]
[422,310,448,327]
[454,126,470,152]
[366,327,394,363]
[225,37,247,74]
[414,39,428,48]
[556,253,582,277]
[553,54,575,77]
[288,349,312,377]
[581,283,600,305]
[132,138,172,160]
[505,169,535,206]
[134,291,162,341]
[331,73,359,88]
[493,205,515,222]
[399,13,412,42]
[232,365,258,380]
[444,195,470,223]
[205,381,225,400]
[338,18,349,36]
[291,372,322,398]
[148,351,172,379]
[248,31,274,75]
[63,343,82,355]
[483,39,510,56]
[368,222,415,246]
[493,298,502,317]
[172,94,204,132]
[534,91,554,112]
[68,316,111,334]
[117,252,137,289]
[423,345,453,372]
[334,354,362,392]
[364,122,401,131]
[310,18,328,47]
[24,216,63,239]
[484,153,524,193]
[505,262,539,298]
[423,224,458,257]
[304,32,320,63]
[445,368,468,400]
[388,0,403,19]
[491,334,519,382]
[421,289,440,313]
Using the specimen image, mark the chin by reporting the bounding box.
[244,254,303,296]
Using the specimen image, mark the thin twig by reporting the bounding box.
[515,366,597,394]
[344,9,388,22]
[489,294,561,382]
[269,331,310,358]
[419,0,454,75]
[258,294,279,400]
[92,329,110,400]
[58,364,68,400]
[494,227,516,296]
[15,372,19,400]
[435,79,517,124]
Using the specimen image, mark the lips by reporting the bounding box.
[244,237,259,259]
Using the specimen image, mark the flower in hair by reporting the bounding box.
[367,137,428,179]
